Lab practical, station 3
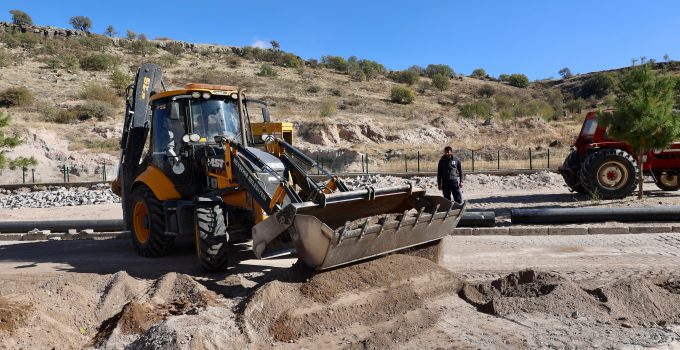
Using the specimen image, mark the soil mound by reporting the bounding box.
[242,254,462,344]
[462,270,680,327]
[0,297,30,334]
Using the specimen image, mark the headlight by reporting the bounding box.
[191,91,201,98]
[202,92,211,99]
[230,93,238,99]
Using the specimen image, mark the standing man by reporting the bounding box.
[437,146,464,204]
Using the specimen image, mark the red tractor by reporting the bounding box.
[559,110,680,199]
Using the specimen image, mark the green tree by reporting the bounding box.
[390,86,415,104]
[126,30,137,40]
[431,74,450,91]
[69,16,92,31]
[105,25,117,37]
[9,10,32,26]
[470,68,487,79]
[598,63,679,198]
[270,40,280,51]
[390,70,419,85]
[559,67,573,79]
[498,74,510,82]
[425,64,454,78]
[0,111,37,169]
[507,74,529,88]
[580,73,615,98]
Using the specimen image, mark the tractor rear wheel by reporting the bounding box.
[579,149,638,199]
[196,205,230,272]
[653,171,680,191]
[560,150,586,194]
[130,185,175,257]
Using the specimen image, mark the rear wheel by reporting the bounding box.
[579,149,638,199]
[653,171,680,191]
[196,205,230,272]
[560,150,586,194]
[130,185,175,257]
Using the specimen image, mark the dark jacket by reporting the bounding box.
[437,155,463,185]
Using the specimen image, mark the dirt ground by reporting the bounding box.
[2,184,680,349]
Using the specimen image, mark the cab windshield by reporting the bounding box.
[190,99,240,142]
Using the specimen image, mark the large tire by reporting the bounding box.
[653,171,680,191]
[579,149,638,199]
[560,150,586,194]
[196,205,230,272]
[130,185,175,257]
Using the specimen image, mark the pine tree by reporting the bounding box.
[0,111,37,170]
[598,61,679,198]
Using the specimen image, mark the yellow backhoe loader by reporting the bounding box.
[112,63,465,272]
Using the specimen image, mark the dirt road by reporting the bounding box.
[1,231,680,349]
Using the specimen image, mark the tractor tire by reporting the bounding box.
[196,205,230,273]
[653,171,680,191]
[130,185,175,257]
[560,150,586,194]
[579,149,638,200]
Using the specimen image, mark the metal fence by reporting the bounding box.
[313,148,572,174]
[0,148,572,185]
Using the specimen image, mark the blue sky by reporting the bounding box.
[2,1,679,80]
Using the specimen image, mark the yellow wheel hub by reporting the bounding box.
[133,201,150,244]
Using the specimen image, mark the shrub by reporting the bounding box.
[46,53,79,70]
[79,53,118,71]
[79,82,119,105]
[356,59,385,81]
[110,69,130,96]
[459,101,492,118]
[0,48,9,67]
[470,68,487,79]
[425,64,454,78]
[0,87,34,107]
[478,84,495,98]
[76,100,113,121]
[1,31,39,49]
[507,74,529,88]
[225,56,241,68]
[329,88,341,97]
[579,73,616,98]
[127,36,156,56]
[566,98,587,114]
[69,16,92,31]
[163,41,185,56]
[390,86,415,104]
[321,55,348,72]
[77,35,111,52]
[258,64,277,77]
[9,10,32,26]
[277,53,304,68]
[498,74,510,82]
[126,30,137,40]
[431,74,450,91]
[319,98,337,117]
[158,53,178,68]
[306,85,320,93]
[408,65,425,76]
[390,70,420,85]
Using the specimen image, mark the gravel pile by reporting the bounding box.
[342,171,566,193]
[0,184,120,209]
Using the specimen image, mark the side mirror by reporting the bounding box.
[262,107,271,123]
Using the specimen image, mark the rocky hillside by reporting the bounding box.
[1,22,653,182]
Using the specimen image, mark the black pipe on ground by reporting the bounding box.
[0,219,124,233]
[511,206,680,224]
[459,211,496,227]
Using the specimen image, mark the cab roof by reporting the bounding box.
[150,83,242,102]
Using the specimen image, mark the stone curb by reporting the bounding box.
[451,225,679,236]
[0,231,129,241]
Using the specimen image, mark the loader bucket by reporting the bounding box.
[284,186,465,270]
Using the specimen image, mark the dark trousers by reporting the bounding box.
[442,179,463,204]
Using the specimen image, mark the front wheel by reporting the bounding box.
[130,185,175,257]
[653,171,680,191]
[196,205,230,272]
[579,149,638,199]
